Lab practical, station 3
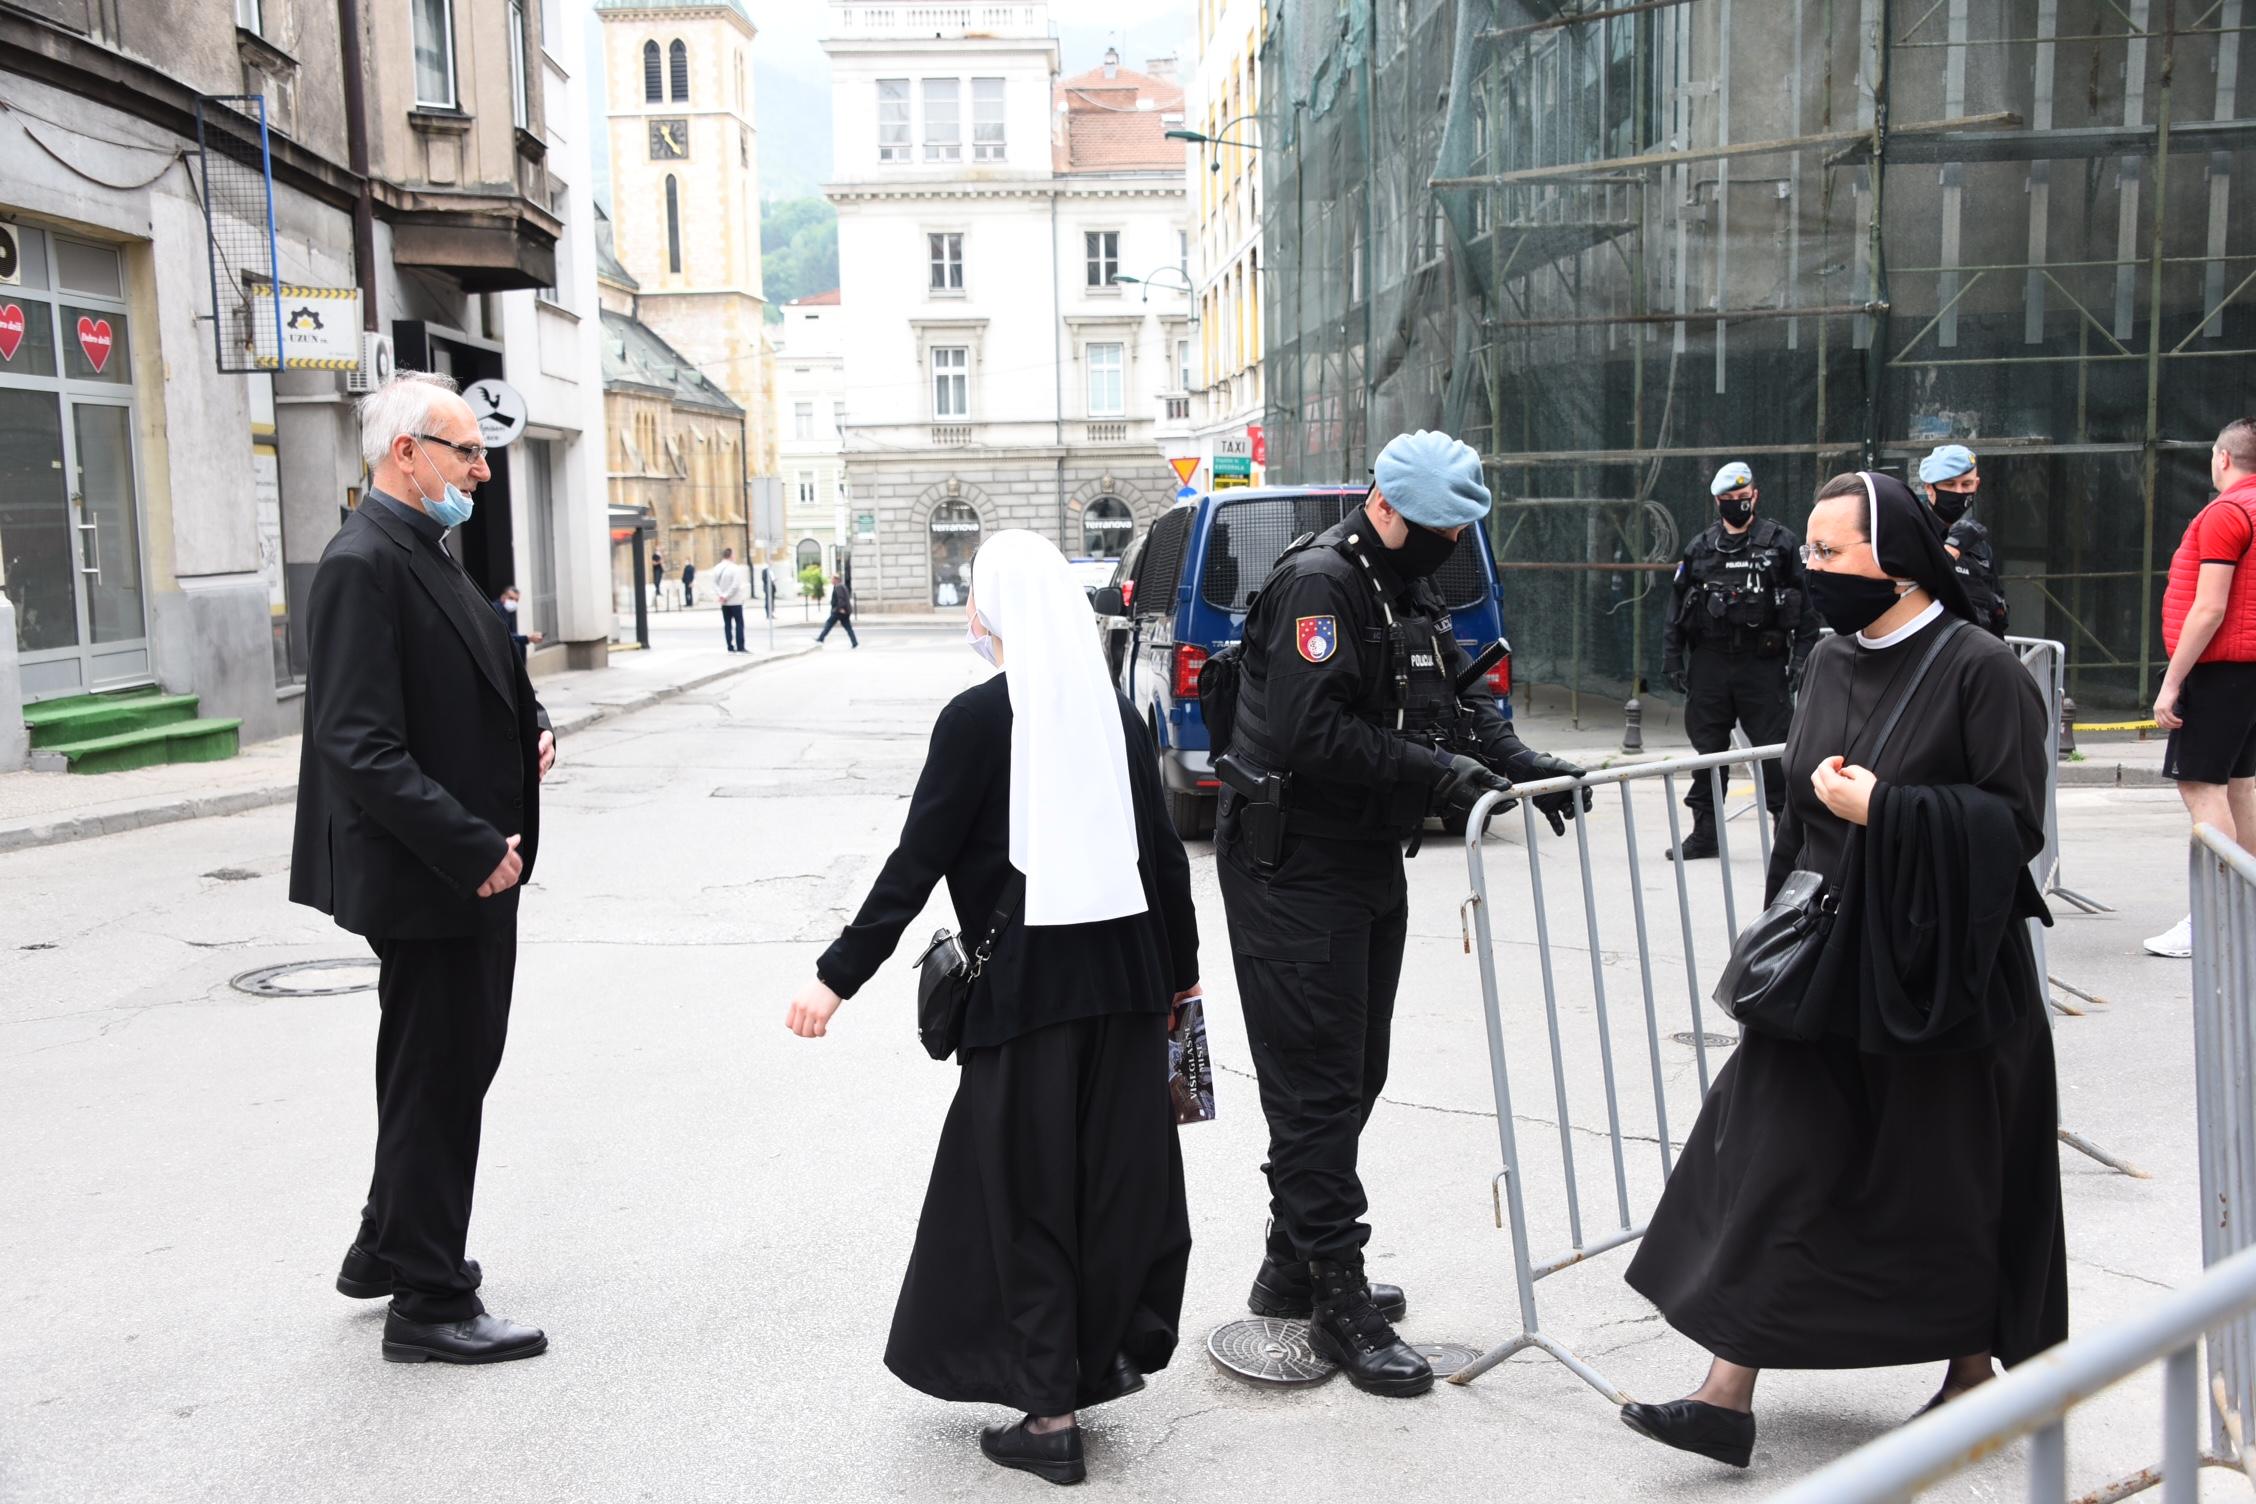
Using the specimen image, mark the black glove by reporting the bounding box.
[1433,752,1514,819]
[1663,654,1688,696]
[1509,749,1592,836]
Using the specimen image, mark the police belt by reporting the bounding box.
[1216,751,1410,845]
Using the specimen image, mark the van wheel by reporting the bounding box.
[1166,788,1214,840]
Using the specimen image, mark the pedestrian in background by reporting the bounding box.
[651,548,667,612]
[1660,462,1816,860]
[816,572,859,647]
[711,547,749,653]
[2144,417,2256,958]
[680,558,697,608]
[1918,444,2009,638]
[490,585,545,661]
[1620,471,2064,1471]
[289,371,557,1365]
[786,531,1200,1487]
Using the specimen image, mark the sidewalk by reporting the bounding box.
[0,621,814,855]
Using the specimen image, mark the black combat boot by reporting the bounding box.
[1250,1223,1407,1321]
[1666,813,1718,861]
[1307,1257,1433,1397]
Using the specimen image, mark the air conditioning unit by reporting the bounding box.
[0,222,19,286]
[346,331,394,393]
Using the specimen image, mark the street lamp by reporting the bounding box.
[1113,266,1197,307]
[1165,114,1262,173]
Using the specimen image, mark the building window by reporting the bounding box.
[973,77,1006,161]
[237,0,262,34]
[735,50,746,113]
[923,78,960,162]
[665,175,681,274]
[797,472,816,505]
[1086,342,1124,416]
[1084,497,1133,558]
[1176,337,1190,392]
[741,127,750,168]
[539,0,559,51]
[928,232,963,292]
[832,400,847,433]
[931,346,968,418]
[797,538,823,572]
[643,39,662,102]
[538,175,569,305]
[412,0,458,108]
[669,39,689,102]
[794,401,814,440]
[878,79,911,162]
[508,0,530,130]
[930,501,981,607]
[1178,229,1189,276]
[1085,231,1119,288]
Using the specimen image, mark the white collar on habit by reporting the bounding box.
[1858,598,1945,649]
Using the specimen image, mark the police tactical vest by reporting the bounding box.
[1679,519,1795,652]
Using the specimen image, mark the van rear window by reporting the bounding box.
[1133,507,1196,618]
[1200,494,1490,614]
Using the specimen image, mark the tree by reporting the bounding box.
[761,198,839,323]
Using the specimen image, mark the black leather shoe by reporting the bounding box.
[1619,1399,1755,1468]
[1248,1255,1408,1323]
[1077,1353,1145,1409]
[1666,829,1719,861]
[1307,1259,1432,1397]
[381,1311,547,1365]
[979,1417,1085,1486]
[337,1243,482,1300]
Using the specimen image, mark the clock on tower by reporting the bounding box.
[649,118,688,160]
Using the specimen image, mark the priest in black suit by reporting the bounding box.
[289,370,556,1365]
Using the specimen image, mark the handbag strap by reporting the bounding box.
[970,869,1026,970]
[1819,616,1967,885]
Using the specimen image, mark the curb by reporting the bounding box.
[0,644,819,856]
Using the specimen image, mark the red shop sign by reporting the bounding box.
[76,315,113,373]
[0,303,22,362]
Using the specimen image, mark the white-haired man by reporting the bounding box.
[289,371,555,1363]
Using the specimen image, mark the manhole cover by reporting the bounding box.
[1415,1342,1483,1379]
[1672,1031,1737,1049]
[230,959,378,998]
[1208,1318,1337,1386]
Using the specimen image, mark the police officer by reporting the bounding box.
[1920,443,2009,638]
[1660,462,1816,860]
[1213,430,1589,1397]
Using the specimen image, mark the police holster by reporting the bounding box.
[1216,752,1290,869]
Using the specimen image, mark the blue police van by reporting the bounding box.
[1092,485,1515,838]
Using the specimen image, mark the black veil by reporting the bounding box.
[1858,471,1978,624]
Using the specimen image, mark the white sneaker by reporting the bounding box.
[2143,915,2194,959]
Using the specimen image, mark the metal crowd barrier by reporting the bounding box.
[1450,733,2142,1403]
[1769,826,2256,1501]
[2004,636,2110,916]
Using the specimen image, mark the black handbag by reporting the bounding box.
[1713,619,1965,1040]
[911,871,1023,1061]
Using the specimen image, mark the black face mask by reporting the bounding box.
[1930,487,1972,525]
[1805,569,1906,636]
[1716,496,1754,528]
[1391,519,1460,578]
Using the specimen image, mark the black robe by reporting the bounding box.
[1625,612,2069,1370]
[818,676,1199,1414]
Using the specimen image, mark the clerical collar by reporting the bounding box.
[370,487,445,546]
[1857,598,1945,649]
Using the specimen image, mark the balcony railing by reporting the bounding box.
[1162,397,1190,421]
[931,424,974,446]
[827,3,1049,39]
[1084,421,1128,444]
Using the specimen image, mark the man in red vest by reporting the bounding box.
[2147,417,2256,957]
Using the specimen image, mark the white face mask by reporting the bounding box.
[501,599,519,614]
[966,622,999,666]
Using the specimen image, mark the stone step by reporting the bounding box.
[32,717,243,775]
[23,692,201,750]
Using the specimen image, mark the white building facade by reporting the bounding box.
[1187,0,1266,492]
[774,291,848,579]
[822,1,1191,609]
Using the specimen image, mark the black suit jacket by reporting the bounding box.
[289,501,549,938]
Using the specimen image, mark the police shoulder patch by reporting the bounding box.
[1295,615,1339,663]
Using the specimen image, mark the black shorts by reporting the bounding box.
[2165,660,2256,784]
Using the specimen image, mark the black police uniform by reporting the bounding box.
[1947,515,2010,638]
[1217,511,1569,1271]
[1662,516,1817,828]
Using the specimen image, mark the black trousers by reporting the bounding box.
[1216,826,1408,1263]
[355,929,516,1321]
[1684,646,1792,820]
[815,610,859,646]
[720,603,745,650]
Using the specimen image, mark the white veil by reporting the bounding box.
[971,531,1148,927]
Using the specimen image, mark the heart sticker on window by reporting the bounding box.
[76,315,113,373]
[0,304,22,363]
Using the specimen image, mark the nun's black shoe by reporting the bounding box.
[1078,1353,1145,1408]
[1619,1399,1755,1468]
[1249,1255,1408,1323]
[979,1417,1085,1486]
[337,1243,481,1299]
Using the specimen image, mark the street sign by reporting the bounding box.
[1214,454,1252,479]
[251,285,361,370]
[1248,423,1266,465]
[1169,455,1200,485]
[463,378,528,449]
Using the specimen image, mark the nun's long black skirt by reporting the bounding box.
[1624,970,2068,1370]
[885,1011,1190,1415]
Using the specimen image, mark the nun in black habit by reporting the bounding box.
[785,530,1200,1488]
[1619,472,2067,1470]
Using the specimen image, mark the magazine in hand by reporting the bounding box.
[1168,997,1216,1125]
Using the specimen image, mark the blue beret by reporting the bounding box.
[1918,444,1976,484]
[1710,461,1754,495]
[1372,430,1492,528]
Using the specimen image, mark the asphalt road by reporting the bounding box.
[0,618,2228,1502]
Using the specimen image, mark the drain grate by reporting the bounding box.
[1672,1031,1737,1050]
[1207,1318,1337,1386]
[230,959,378,998]
[1414,1342,1483,1379]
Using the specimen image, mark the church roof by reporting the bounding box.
[600,308,742,415]
[593,0,752,22]
[592,204,639,292]
[791,289,840,306]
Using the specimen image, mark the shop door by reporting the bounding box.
[69,399,150,687]
[4,394,148,698]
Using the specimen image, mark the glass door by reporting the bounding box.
[70,401,147,681]
[0,389,79,695]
